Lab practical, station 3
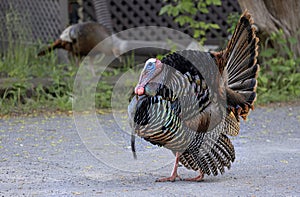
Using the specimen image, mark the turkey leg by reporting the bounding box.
[155,152,182,182]
[184,170,204,182]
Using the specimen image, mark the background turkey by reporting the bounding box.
[37,22,120,75]
[128,10,259,182]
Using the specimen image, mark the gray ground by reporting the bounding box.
[0,104,299,197]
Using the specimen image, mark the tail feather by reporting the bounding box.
[37,39,63,56]
[222,10,259,120]
[229,78,257,92]
[229,64,259,84]
[240,91,256,104]
[179,133,235,176]
[227,38,259,81]
[210,147,226,174]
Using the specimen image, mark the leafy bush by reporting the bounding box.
[258,30,300,103]
[159,0,221,44]
[226,12,240,35]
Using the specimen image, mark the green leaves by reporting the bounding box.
[226,12,240,34]
[206,0,222,6]
[174,15,192,26]
[209,23,220,29]
[257,30,300,103]
[159,0,222,44]
[260,48,276,58]
[159,5,174,16]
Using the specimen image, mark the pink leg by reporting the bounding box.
[156,152,182,182]
[184,170,204,182]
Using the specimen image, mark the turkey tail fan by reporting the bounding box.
[37,39,63,56]
[222,10,260,120]
[179,132,235,176]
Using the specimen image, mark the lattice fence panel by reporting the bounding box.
[108,0,241,45]
[0,0,68,45]
[0,0,241,48]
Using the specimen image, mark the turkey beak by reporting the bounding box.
[155,59,162,68]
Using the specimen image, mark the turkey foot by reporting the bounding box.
[155,172,181,182]
[156,152,182,182]
[184,170,204,182]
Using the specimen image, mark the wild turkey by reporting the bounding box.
[128,10,259,182]
[37,22,120,74]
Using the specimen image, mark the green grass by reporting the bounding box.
[0,43,76,115]
[0,37,138,115]
[0,10,77,115]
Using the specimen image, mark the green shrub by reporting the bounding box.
[257,29,300,103]
[159,0,221,44]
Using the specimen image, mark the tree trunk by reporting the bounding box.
[237,0,300,57]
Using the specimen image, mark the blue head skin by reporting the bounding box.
[135,58,163,96]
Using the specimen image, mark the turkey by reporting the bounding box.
[128,10,259,182]
[37,22,120,74]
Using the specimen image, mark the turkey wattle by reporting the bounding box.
[128,10,260,182]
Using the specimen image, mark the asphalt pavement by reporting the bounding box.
[0,104,299,196]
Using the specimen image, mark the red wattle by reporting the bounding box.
[135,86,145,95]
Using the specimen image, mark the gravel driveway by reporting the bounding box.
[0,104,299,196]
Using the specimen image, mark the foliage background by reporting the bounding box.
[0,1,299,115]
